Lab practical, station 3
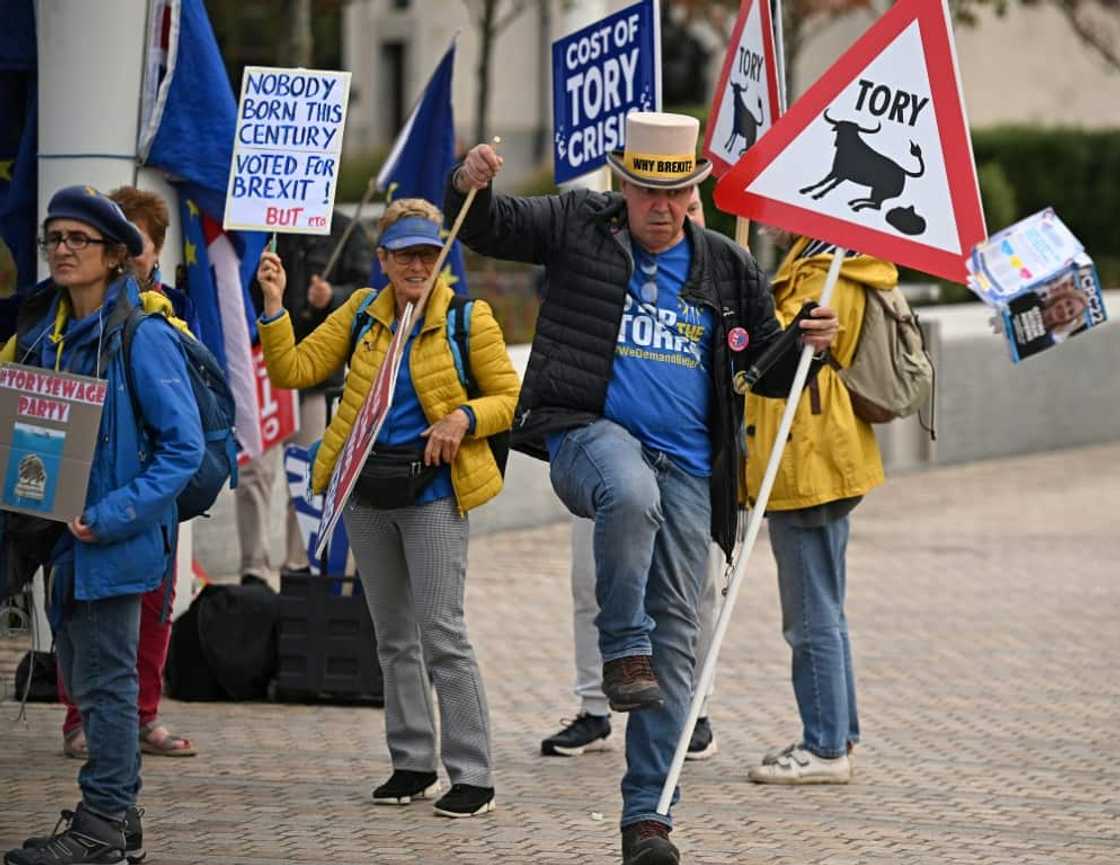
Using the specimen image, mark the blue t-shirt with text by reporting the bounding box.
[602,236,715,476]
[375,319,453,505]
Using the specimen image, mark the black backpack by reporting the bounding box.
[14,650,58,703]
[165,583,279,701]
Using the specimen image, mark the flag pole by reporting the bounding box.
[735,216,750,250]
[379,134,500,376]
[412,135,500,321]
[656,246,846,816]
[321,176,379,282]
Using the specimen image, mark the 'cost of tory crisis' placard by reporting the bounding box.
[224,66,351,234]
[552,0,660,184]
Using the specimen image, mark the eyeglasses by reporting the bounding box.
[39,231,110,252]
[389,247,440,266]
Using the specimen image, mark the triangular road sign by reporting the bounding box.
[714,0,986,283]
[703,0,783,176]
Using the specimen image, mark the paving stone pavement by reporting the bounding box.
[2,443,1119,865]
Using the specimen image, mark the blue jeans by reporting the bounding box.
[768,509,860,759]
[56,592,143,818]
[550,419,710,828]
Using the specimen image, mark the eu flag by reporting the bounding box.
[138,0,267,457]
[370,41,468,294]
[0,0,38,339]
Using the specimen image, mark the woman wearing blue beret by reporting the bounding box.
[2,185,204,865]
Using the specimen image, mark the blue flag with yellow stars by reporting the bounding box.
[0,0,38,340]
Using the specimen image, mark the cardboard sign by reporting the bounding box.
[714,0,986,283]
[224,66,351,234]
[0,364,106,522]
[967,209,1109,363]
[315,304,414,558]
[552,0,661,184]
[238,345,299,466]
[702,0,782,177]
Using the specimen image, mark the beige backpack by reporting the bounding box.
[830,287,935,435]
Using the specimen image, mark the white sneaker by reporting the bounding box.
[748,746,851,785]
[762,740,856,772]
[762,741,801,765]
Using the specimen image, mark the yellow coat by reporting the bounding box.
[0,289,189,364]
[259,278,520,513]
[745,238,897,511]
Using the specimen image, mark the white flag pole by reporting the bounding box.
[772,0,788,114]
[656,246,845,816]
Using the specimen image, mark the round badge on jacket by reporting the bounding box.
[727,327,750,352]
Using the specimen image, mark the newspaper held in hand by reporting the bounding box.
[966,209,1108,363]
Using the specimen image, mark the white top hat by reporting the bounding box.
[606,112,712,190]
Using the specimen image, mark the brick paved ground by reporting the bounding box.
[2,443,1118,864]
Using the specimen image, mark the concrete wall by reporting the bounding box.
[195,295,1119,577]
[878,290,1120,471]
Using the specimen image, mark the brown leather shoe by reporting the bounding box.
[602,655,663,712]
[621,820,679,865]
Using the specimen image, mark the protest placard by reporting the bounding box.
[285,444,350,579]
[967,209,1109,362]
[315,305,413,558]
[224,66,351,234]
[703,0,782,177]
[714,0,986,283]
[552,0,661,184]
[238,346,299,466]
[0,364,106,522]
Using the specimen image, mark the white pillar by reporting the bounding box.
[36,1,148,258]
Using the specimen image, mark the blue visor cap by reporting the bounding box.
[379,216,444,251]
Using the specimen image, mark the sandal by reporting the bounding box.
[62,728,87,759]
[140,721,197,757]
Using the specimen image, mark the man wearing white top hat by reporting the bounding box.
[447,112,838,864]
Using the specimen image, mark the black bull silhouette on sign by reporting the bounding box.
[724,81,764,155]
[799,110,926,212]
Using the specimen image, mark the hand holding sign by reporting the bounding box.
[455,143,504,192]
[257,251,287,317]
[799,306,840,352]
[421,408,471,467]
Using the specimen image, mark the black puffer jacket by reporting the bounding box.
[445,179,811,557]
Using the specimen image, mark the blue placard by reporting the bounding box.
[552,0,661,184]
[4,423,66,514]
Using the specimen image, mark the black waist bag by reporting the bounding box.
[352,445,441,510]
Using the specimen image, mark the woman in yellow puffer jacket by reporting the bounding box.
[256,198,519,819]
[744,234,896,787]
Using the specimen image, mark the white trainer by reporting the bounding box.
[748,746,852,785]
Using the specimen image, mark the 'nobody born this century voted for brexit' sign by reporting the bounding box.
[224,66,351,234]
[552,0,661,184]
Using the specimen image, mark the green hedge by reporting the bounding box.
[971,127,1120,286]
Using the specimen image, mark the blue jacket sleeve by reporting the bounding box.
[84,321,205,542]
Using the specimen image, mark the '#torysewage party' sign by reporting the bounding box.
[0,364,106,522]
